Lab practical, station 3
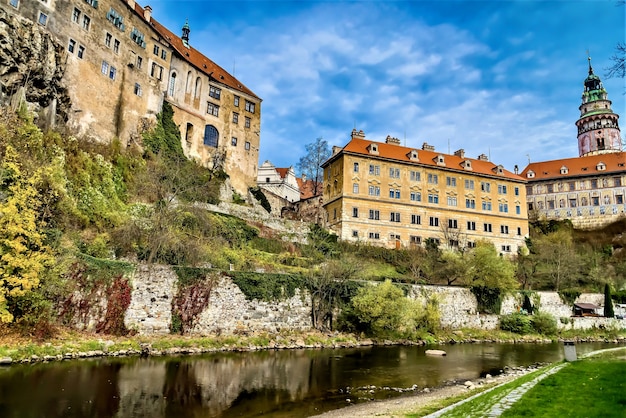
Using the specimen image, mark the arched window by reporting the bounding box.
[168,72,177,97]
[195,77,202,98]
[185,123,194,143]
[203,125,218,148]
[186,71,193,94]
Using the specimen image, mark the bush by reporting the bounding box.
[499,313,533,334]
[531,312,558,335]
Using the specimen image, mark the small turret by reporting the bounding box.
[182,19,190,47]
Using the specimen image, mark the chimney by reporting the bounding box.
[351,129,366,139]
[332,145,342,155]
[478,153,489,161]
[143,5,152,22]
[514,165,519,175]
[128,0,136,10]
[385,135,401,146]
[422,142,435,152]
[454,149,465,158]
[182,19,191,47]
[302,174,306,181]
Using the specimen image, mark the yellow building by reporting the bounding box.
[322,130,529,254]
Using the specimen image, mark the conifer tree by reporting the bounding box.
[604,283,615,318]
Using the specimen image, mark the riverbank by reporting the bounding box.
[0,325,624,365]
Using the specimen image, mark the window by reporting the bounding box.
[368,232,380,240]
[368,210,380,220]
[38,12,47,25]
[353,183,359,194]
[206,102,219,117]
[136,56,143,69]
[517,227,522,236]
[109,66,116,80]
[497,184,507,194]
[467,221,476,231]
[153,45,159,56]
[480,182,491,192]
[467,241,476,249]
[68,39,76,53]
[352,230,359,238]
[333,209,337,220]
[245,141,251,151]
[547,183,554,193]
[449,240,459,248]
[82,15,91,30]
[427,173,438,184]
[516,205,521,215]
[245,117,251,128]
[410,236,421,245]
[101,61,109,75]
[234,96,240,107]
[466,198,475,209]
[232,112,239,124]
[592,196,599,206]
[614,177,622,187]
[501,245,511,253]
[410,171,421,181]
[465,179,474,189]
[500,225,509,234]
[411,214,421,225]
[446,177,456,187]
[203,125,219,148]
[209,86,221,100]
[160,49,167,60]
[245,100,255,113]
[106,8,125,31]
[151,63,163,80]
[84,0,98,8]
[448,219,458,229]
[113,39,120,54]
[368,186,380,196]
[352,207,358,218]
[389,189,400,199]
[429,217,439,227]
[482,201,492,211]
[77,45,85,59]
[351,162,359,173]
[134,83,142,96]
[72,8,81,23]
[428,194,439,204]
[231,137,237,146]
[390,212,401,222]
[389,167,400,178]
[167,72,176,96]
[130,28,146,48]
[368,164,380,176]
[410,192,421,202]
[484,223,492,232]
[447,196,457,206]
[617,195,624,204]
[499,203,509,213]
[9,0,18,8]
[514,187,520,196]
[105,32,112,47]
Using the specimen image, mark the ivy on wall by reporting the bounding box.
[229,271,305,302]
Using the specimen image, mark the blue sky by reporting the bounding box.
[148,0,625,173]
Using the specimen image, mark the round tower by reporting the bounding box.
[576,57,621,157]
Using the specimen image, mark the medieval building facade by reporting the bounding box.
[322,130,529,253]
[2,0,261,196]
[521,59,625,229]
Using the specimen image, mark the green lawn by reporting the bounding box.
[502,355,626,417]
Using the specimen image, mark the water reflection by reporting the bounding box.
[0,342,616,418]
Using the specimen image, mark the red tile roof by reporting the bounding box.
[521,152,626,181]
[326,137,525,182]
[129,2,259,99]
[275,167,289,179]
[297,178,321,199]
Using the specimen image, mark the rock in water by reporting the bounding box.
[425,349,447,356]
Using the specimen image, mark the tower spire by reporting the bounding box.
[182,19,190,47]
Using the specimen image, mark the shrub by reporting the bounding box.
[531,312,558,335]
[499,313,533,334]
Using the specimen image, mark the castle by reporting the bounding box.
[1,0,261,195]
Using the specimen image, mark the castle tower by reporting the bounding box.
[576,57,621,156]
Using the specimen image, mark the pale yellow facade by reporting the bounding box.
[323,131,529,254]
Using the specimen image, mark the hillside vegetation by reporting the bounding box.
[0,105,624,340]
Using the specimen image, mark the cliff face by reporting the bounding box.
[0,7,70,124]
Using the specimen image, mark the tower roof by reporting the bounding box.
[584,56,603,92]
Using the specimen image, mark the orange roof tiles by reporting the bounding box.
[327,137,525,182]
[127,1,259,100]
[275,167,289,179]
[521,152,626,181]
[297,178,320,199]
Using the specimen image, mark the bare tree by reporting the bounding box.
[296,137,331,196]
[606,1,625,79]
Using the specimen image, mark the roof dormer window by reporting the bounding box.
[407,150,419,161]
[492,165,504,175]
[435,154,445,166]
[368,143,379,155]
[596,162,606,171]
[461,160,472,170]
[560,166,568,175]
[527,170,535,179]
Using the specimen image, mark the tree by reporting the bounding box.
[533,229,580,291]
[606,2,625,79]
[604,283,615,318]
[296,137,331,196]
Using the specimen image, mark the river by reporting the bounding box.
[0,342,616,417]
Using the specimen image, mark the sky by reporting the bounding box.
[148,0,625,174]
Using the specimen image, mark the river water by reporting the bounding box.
[0,342,616,417]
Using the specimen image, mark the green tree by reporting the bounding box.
[533,229,580,291]
[296,137,331,196]
[604,283,615,318]
[0,146,54,322]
